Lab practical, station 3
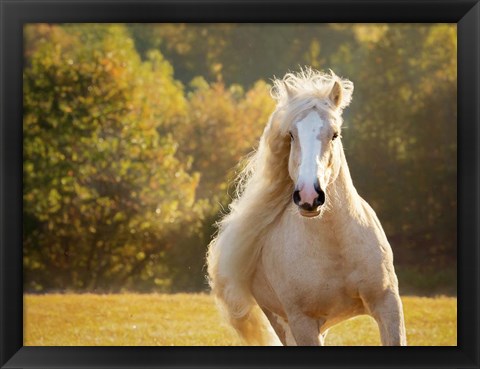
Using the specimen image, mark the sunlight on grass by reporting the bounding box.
[24,294,456,346]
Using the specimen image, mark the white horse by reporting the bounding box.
[207,68,407,346]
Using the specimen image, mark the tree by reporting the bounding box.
[333,25,457,269]
[23,24,202,292]
[174,78,275,203]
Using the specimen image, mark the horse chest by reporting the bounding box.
[257,225,363,319]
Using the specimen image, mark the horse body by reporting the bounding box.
[207,68,406,346]
[252,145,404,345]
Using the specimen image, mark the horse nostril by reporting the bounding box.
[293,190,301,206]
[314,179,322,195]
[315,190,326,206]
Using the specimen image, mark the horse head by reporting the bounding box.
[273,69,354,217]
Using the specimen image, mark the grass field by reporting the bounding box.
[24,293,456,346]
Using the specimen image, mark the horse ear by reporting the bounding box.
[328,80,343,109]
[283,80,294,100]
[271,77,295,103]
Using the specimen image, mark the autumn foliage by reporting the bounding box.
[23,24,456,293]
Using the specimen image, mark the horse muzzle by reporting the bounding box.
[293,182,325,217]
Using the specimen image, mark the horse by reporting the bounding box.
[206,68,407,346]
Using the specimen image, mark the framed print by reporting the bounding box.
[1,0,479,368]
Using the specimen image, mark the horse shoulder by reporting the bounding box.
[251,251,286,317]
[345,197,399,296]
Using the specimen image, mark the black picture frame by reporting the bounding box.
[1,0,478,368]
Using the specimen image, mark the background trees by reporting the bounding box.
[23,23,456,294]
[24,25,201,292]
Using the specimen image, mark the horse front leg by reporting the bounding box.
[364,289,407,346]
[286,312,324,346]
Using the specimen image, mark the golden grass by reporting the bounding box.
[24,294,456,346]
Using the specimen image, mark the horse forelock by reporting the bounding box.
[271,67,354,124]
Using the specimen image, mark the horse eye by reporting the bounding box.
[332,132,339,141]
[289,132,294,141]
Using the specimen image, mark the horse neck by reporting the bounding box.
[326,143,360,218]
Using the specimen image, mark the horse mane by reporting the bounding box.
[206,68,354,344]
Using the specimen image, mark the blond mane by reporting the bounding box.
[206,68,354,344]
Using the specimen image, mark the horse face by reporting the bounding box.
[288,108,340,217]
